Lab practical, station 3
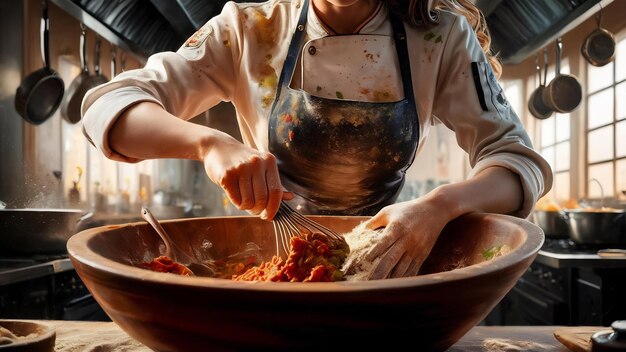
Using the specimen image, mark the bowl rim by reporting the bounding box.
[0,319,56,349]
[67,213,544,292]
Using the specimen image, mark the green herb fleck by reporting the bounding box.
[316,86,322,92]
[424,32,436,41]
[336,91,344,99]
[435,35,443,43]
[482,245,504,261]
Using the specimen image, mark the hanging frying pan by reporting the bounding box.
[528,48,553,120]
[14,0,65,125]
[110,46,117,78]
[542,38,583,114]
[581,6,615,67]
[61,24,90,124]
[86,35,110,87]
[119,51,127,72]
[88,37,109,84]
[71,36,109,123]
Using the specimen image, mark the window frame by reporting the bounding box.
[584,32,626,200]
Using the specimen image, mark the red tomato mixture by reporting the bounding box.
[138,233,349,282]
[232,232,349,282]
[139,254,260,278]
[140,255,194,276]
[212,255,260,279]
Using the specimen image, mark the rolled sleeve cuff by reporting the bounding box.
[468,153,550,219]
[81,87,163,163]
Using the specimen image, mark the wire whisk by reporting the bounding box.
[272,201,347,257]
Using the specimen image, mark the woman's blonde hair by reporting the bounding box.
[387,0,502,78]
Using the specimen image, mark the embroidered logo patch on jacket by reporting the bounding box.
[185,26,213,49]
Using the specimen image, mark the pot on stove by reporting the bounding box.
[532,210,570,239]
[561,209,626,246]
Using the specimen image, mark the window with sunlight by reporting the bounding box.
[585,36,626,200]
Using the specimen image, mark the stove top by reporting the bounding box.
[537,238,626,269]
[0,253,73,286]
[0,253,69,271]
[540,238,615,255]
[541,238,626,254]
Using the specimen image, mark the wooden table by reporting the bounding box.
[33,320,599,351]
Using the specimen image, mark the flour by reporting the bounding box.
[53,323,151,352]
[341,221,383,281]
[483,338,553,351]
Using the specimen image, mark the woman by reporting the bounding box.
[81,0,552,279]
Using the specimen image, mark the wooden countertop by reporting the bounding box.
[21,320,606,351]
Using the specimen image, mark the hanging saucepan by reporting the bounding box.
[581,6,615,67]
[528,48,553,120]
[61,24,90,124]
[542,38,583,114]
[14,0,65,125]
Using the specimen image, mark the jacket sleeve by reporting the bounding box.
[81,2,243,163]
[431,15,553,218]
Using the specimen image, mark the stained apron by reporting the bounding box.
[268,0,419,215]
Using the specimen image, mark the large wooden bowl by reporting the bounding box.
[67,213,543,351]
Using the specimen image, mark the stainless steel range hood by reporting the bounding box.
[50,0,263,63]
[476,0,614,65]
[54,0,614,66]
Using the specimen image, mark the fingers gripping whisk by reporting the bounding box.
[272,201,345,257]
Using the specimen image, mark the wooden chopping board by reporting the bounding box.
[553,326,611,352]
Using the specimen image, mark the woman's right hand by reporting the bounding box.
[202,132,291,220]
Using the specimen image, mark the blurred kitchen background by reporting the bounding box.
[1,0,625,324]
[2,0,624,224]
[0,0,476,227]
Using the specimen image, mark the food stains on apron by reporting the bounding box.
[268,0,419,215]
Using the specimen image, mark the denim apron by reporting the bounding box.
[268,0,419,215]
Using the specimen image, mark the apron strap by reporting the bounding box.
[388,11,417,109]
[269,0,310,117]
[388,10,420,172]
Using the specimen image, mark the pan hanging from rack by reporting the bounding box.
[14,0,65,125]
[581,4,616,67]
[528,48,553,120]
[542,38,583,114]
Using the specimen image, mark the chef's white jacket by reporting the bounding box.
[81,0,552,218]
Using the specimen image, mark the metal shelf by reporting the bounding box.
[49,0,148,64]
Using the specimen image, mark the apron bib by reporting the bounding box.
[268,0,419,215]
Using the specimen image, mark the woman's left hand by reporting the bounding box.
[362,195,455,280]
